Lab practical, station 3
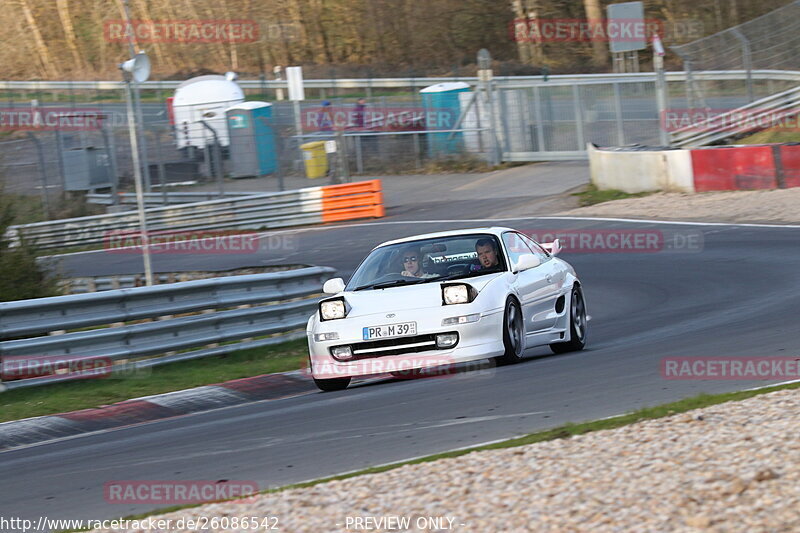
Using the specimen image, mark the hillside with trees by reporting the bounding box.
[0,0,791,80]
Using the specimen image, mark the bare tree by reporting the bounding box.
[583,0,608,66]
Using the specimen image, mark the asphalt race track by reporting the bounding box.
[2,216,800,523]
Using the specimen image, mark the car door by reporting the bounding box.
[502,232,560,334]
[521,234,565,330]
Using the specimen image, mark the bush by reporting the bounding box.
[0,186,60,302]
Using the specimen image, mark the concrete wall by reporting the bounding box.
[588,144,696,194]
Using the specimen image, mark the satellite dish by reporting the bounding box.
[120,52,151,83]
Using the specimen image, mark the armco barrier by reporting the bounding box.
[589,143,800,194]
[87,191,253,206]
[0,267,334,391]
[6,180,384,250]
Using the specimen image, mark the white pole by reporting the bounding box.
[653,34,670,147]
[124,79,154,286]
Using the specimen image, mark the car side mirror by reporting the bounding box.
[323,277,345,294]
[514,254,541,273]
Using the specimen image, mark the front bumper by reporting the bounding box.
[308,304,504,379]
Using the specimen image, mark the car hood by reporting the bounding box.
[338,274,502,317]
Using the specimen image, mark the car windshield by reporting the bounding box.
[346,234,507,291]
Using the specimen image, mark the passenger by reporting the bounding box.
[400,247,436,278]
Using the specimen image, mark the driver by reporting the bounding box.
[400,247,436,278]
[474,238,500,270]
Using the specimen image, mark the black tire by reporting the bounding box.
[313,377,351,392]
[495,298,524,366]
[550,285,587,354]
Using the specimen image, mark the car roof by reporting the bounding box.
[376,227,515,249]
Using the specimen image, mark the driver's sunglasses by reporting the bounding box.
[403,256,418,262]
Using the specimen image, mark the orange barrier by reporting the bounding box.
[321,179,385,223]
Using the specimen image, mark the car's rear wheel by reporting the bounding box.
[496,298,524,366]
[550,285,587,354]
[313,377,351,392]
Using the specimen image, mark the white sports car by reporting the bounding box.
[306,227,587,391]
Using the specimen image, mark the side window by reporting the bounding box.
[520,234,550,262]
[502,232,536,267]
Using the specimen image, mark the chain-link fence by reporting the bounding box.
[671,0,800,106]
[2,69,798,220]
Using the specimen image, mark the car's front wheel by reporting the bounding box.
[313,377,351,392]
[550,285,587,354]
[495,297,524,366]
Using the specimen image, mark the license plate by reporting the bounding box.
[362,322,417,340]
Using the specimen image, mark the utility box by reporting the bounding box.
[62,147,113,191]
[225,102,278,178]
[420,82,471,157]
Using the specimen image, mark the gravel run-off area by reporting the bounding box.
[92,387,800,532]
[559,187,800,224]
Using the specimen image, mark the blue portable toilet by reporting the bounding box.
[225,101,277,178]
[420,82,471,157]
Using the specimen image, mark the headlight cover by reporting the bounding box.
[441,283,477,305]
[319,297,347,321]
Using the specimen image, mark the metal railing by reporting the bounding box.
[0,267,334,391]
[3,70,800,92]
[86,191,254,206]
[6,180,384,250]
[671,84,800,147]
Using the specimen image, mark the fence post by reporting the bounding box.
[571,85,586,151]
[26,132,51,220]
[532,87,546,153]
[612,82,626,146]
[53,130,67,189]
[153,126,169,205]
[100,122,120,205]
[732,28,755,103]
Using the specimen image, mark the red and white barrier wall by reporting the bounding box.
[589,143,800,194]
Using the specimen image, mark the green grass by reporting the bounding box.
[572,184,657,207]
[0,338,309,423]
[61,379,800,531]
[734,127,800,145]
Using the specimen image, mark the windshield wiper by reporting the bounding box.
[437,269,501,282]
[353,278,427,291]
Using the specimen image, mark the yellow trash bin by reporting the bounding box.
[300,141,328,179]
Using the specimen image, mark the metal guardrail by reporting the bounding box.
[87,191,254,206]
[671,84,800,147]
[2,70,800,92]
[7,180,384,250]
[65,266,302,294]
[0,267,334,391]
